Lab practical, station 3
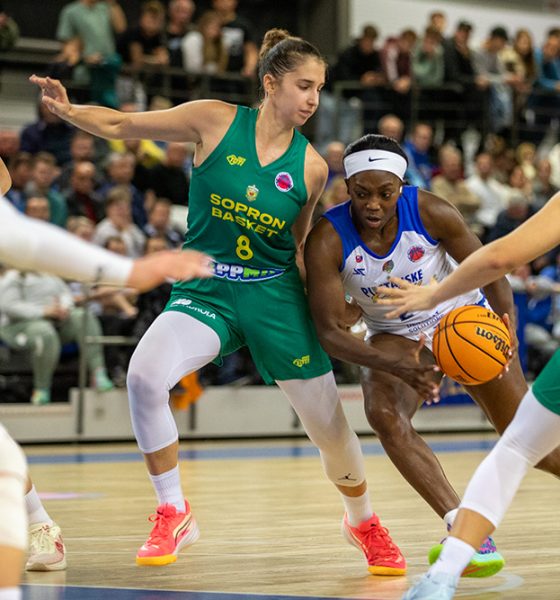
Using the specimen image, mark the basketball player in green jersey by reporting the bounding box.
[380,193,560,599]
[31,29,438,573]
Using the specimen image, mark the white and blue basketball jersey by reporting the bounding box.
[323,186,485,348]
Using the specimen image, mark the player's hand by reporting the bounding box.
[392,335,440,404]
[376,277,440,318]
[127,249,214,292]
[29,75,72,119]
[497,312,517,379]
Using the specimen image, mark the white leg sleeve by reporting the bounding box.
[276,372,367,487]
[461,389,560,527]
[0,426,28,550]
[127,312,221,454]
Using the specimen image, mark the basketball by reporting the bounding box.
[432,306,511,386]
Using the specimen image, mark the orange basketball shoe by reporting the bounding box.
[342,513,406,575]
[136,501,200,566]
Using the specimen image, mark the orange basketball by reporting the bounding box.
[432,306,511,386]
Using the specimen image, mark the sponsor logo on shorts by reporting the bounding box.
[170,298,216,319]
[292,355,310,367]
[275,171,294,192]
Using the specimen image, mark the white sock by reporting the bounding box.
[429,536,476,579]
[0,588,21,600]
[443,508,459,530]
[342,490,373,526]
[149,466,184,512]
[25,485,52,526]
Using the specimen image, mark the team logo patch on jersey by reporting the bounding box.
[275,171,294,192]
[226,154,246,166]
[382,260,394,273]
[408,246,425,262]
[245,185,259,202]
[355,255,363,263]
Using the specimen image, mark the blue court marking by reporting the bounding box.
[26,438,496,465]
[22,585,356,600]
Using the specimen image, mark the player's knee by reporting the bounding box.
[366,404,412,441]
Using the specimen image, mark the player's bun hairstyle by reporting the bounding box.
[343,134,409,166]
[258,28,326,86]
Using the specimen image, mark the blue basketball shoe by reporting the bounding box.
[401,572,458,599]
[428,535,504,578]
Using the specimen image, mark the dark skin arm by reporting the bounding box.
[304,218,439,399]
[419,190,516,321]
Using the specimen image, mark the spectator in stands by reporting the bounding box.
[412,25,444,88]
[381,28,417,119]
[56,0,126,108]
[24,196,51,222]
[93,185,146,257]
[427,10,446,41]
[118,1,168,69]
[0,2,19,51]
[442,20,486,141]
[532,158,559,210]
[487,190,533,242]
[0,268,114,406]
[473,26,523,133]
[19,101,74,166]
[143,198,183,247]
[4,152,32,212]
[0,129,19,163]
[466,151,509,239]
[316,175,348,217]
[376,113,404,141]
[26,152,68,227]
[147,142,190,206]
[165,0,196,69]
[99,152,147,228]
[67,215,96,241]
[64,160,105,223]
[516,141,537,182]
[501,28,537,95]
[530,32,560,140]
[504,163,535,206]
[182,10,228,77]
[56,130,106,194]
[212,0,257,79]
[323,140,345,187]
[402,122,435,189]
[431,144,481,230]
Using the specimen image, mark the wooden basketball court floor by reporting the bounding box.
[20,433,560,599]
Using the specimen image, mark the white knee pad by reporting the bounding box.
[0,428,28,550]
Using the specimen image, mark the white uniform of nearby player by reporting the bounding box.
[323,187,484,348]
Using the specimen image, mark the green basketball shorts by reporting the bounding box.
[532,350,560,415]
[164,269,332,384]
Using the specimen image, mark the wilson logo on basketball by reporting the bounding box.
[275,172,294,192]
[407,246,425,262]
[475,327,510,356]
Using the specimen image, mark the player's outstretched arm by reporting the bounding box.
[0,199,212,290]
[379,192,560,318]
[0,157,11,194]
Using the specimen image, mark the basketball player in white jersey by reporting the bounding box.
[0,157,212,600]
[304,134,560,577]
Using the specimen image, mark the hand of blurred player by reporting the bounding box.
[376,276,440,318]
[497,312,517,379]
[29,75,72,120]
[126,249,214,292]
[392,335,440,404]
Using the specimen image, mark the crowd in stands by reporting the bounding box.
[1,0,560,401]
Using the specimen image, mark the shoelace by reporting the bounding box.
[479,536,497,554]
[146,508,175,544]
[362,523,401,560]
[30,525,56,553]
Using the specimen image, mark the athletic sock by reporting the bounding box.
[342,489,373,526]
[149,465,185,512]
[443,508,459,530]
[25,485,52,526]
[429,535,476,579]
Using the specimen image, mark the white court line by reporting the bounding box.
[458,571,524,596]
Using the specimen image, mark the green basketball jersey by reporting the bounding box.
[175,105,309,286]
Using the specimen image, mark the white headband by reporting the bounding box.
[343,149,407,180]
